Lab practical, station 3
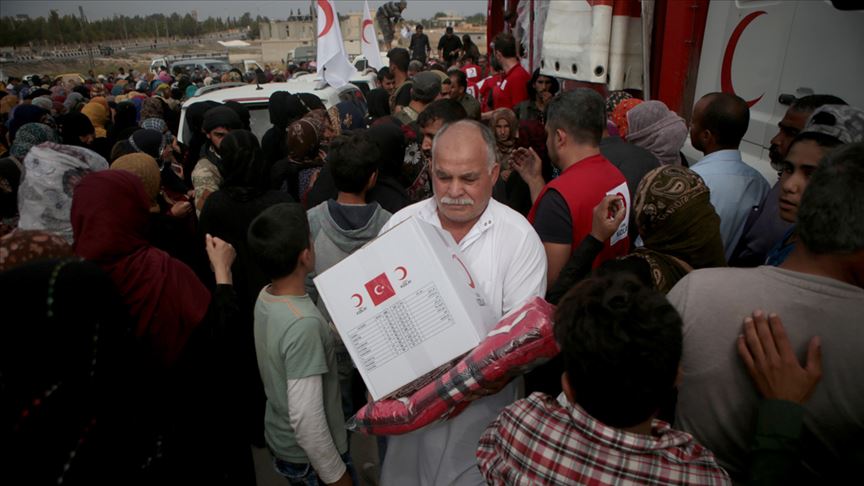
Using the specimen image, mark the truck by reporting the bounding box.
[487,0,864,181]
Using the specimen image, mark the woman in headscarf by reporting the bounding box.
[490,108,519,179]
[547,165,726,302]
[140,96,165,122]
[198,130,294,449]
[1,94,19,117]
[1,257,157,483]
[62,92,85,114]
[8,105,51,142]
[269,116,325,202]
[1,123,62,231]
[626,100,689,166]
[80,99,114,159]
[260,92,312,169]
[0,230,73,271]
[70,169,254,483]
[57,112,96,148]
[17,142,109,243]
[513,69,560,123]
[326,100,367,138]
[366,88,392,122]
[112,101,140,141]
[610,97,643,140]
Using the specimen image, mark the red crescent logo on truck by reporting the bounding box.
[721,11,766,108]
[362,19,374,44]
[317,0,335,38]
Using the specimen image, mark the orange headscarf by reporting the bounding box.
[81,101,109,138]
[611,98,643,140]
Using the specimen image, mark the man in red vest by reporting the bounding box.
[514,89,630,288]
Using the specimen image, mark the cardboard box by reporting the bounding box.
[314,217,494,400]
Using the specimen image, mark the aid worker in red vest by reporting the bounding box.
[513,89,631,288]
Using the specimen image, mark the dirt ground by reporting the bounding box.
[1,41,232,78]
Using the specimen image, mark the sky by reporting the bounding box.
[0,1,487,21]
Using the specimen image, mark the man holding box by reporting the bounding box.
[378,120,547,485]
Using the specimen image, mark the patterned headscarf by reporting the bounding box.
[140,117,168,133]
[286,117,324,161]
[326,100,367,138]
[625,165,726,292]
[10,123,60,159]
[17,143,109,242]
[0,230,74,272]
[605,90,634,118]
[141,97,165,121]
[610,98,643,139]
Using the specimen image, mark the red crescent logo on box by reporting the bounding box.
[452,254,475,289]
[364,273,396,306]
[395,266,408,280]
[351,293,363,307]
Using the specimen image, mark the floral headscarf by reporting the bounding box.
[17,143,109,242]
[610,98,643,139]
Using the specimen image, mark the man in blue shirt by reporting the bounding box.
[689,92,769,260]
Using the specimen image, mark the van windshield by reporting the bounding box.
[206,62,232,74]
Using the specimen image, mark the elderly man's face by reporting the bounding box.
[431,125,499,225]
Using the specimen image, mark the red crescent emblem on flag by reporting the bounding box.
[362,19,374,44]
[721,11,766,108]
[318,0,335,38]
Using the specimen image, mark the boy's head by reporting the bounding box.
[328,132,381,195]
[248,203,312,280]
[554,273,682,428]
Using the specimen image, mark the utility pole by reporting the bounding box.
[78,6,95,73]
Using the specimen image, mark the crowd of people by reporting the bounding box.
[2,25,863,486]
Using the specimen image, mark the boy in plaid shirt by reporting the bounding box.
[477,274,730,485]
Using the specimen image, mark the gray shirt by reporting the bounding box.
[668,266,864,482]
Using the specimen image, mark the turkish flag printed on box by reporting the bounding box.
[314,217,495,400]
[365,273,396,306]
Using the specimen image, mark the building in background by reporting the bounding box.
[259,12,362,65]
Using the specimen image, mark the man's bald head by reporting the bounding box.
[433,119,498,171]
[695,92,750,149]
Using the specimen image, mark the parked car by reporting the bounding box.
[178,77,367,144]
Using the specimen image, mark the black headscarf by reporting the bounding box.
[113,101,139,137]
[268,91,293,129]
[223,101,250,131]
[219,129,266,201]
[58,112,96,146]
[202,106,242,133]
[367,88,391,121]
[183,100,219,173]
[128,129,167,160]
[366,123,405,178]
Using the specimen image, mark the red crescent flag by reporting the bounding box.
[362,0,385,70]
[316,0,357,88]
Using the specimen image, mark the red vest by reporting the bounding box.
[528,154,630,268]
